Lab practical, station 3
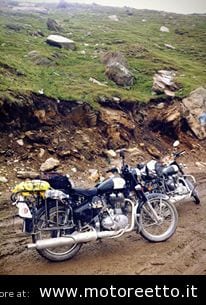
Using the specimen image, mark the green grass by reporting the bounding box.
[0,3,206,106]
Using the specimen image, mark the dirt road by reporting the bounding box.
[0,172,206,275]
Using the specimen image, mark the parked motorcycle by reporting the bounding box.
[137,141,200,205]
[11,157,178,262]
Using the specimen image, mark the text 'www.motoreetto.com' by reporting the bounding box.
[39,284,198,300]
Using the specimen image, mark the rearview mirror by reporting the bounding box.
[119,150,125,159]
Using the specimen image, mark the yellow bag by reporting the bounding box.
[12,180,51,197]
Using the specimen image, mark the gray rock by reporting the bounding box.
[17,171,39,179]
[40,158,60,172]
[106,62,134,87]
[47,18,62,32]
[182,87,206,140]
[46,35,76,50]
[152,70,178,95]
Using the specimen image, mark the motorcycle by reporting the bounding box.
[11,157,178,262]
[137,141,200,205]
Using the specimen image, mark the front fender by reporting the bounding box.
[136,192,169,214]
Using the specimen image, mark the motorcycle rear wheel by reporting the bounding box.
[33,206,82,262]
[139,197,178,242]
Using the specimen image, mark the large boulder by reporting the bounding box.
[102,52,134,87]
[105,62,134,87]
[182,87,206,140]
[46,35,76,50]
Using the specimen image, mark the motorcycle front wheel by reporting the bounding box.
[138,197,178,242]
[32,206,82,262]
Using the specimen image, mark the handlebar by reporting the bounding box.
[106,167,119,174]
[173,150,185,158]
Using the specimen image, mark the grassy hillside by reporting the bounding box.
[0,2,206,105]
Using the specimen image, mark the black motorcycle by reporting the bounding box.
[11,157,178,262]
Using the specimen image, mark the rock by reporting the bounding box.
[57,150,71,158]
[156,102,165,109]
[0,176,8,183]
[89,77,107,87]
[40,158,60,172]
[6,24,24,32]
[88,169,100,182]
[25,131,49,145]
[108,15,119,21]
[146,145,161,158]
[164,44,175,50]
[38,148,45,159]
[102,51,134,87]
[47,18,62,32]
[27,50,52,66]
[152,70,178,95]
[16,171,39,179]
[46,35,76,50]
[16,139,24,146]
[126,147,143,157]
[71,167,77,173]
[160,26,170,33]
[182,87,206,140]
[105,149,117,159]
[100,108,135,149]
[106,62,134,87]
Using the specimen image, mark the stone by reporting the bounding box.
[164,44,175,50]
[16,171,39,179]
[16,139,24,146]
[102,51,134,87]
[160,26,170,33]
[46,35,76,50]
[89,77,107,87]
[146,145,161,158]
[108,15,119,22]
[152,70,178,94]
[105,149,117,159]
[88,169,100,182]
[38,148,45,158]
[182,87,206,140]
[47,18,62,32]
[0,176,8,183]
[40,158,60,172]
[105,62,134,87]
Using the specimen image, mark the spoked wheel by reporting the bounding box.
[139,197,178,242]
[33,206,82,262]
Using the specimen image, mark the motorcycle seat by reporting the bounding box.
[72,187,98,197]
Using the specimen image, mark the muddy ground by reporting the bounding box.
[0,165,205,275]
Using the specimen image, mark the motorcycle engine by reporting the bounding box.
[101,192,128,230]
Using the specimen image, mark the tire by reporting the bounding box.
[185,178,200,205]
[33,206,82,262]
[139,197,178,242]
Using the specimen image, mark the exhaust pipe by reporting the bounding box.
[27,198,135,250]
[27,230,123,250]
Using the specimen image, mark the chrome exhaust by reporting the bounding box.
[27,230,123,250]
[27,199,135,250]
